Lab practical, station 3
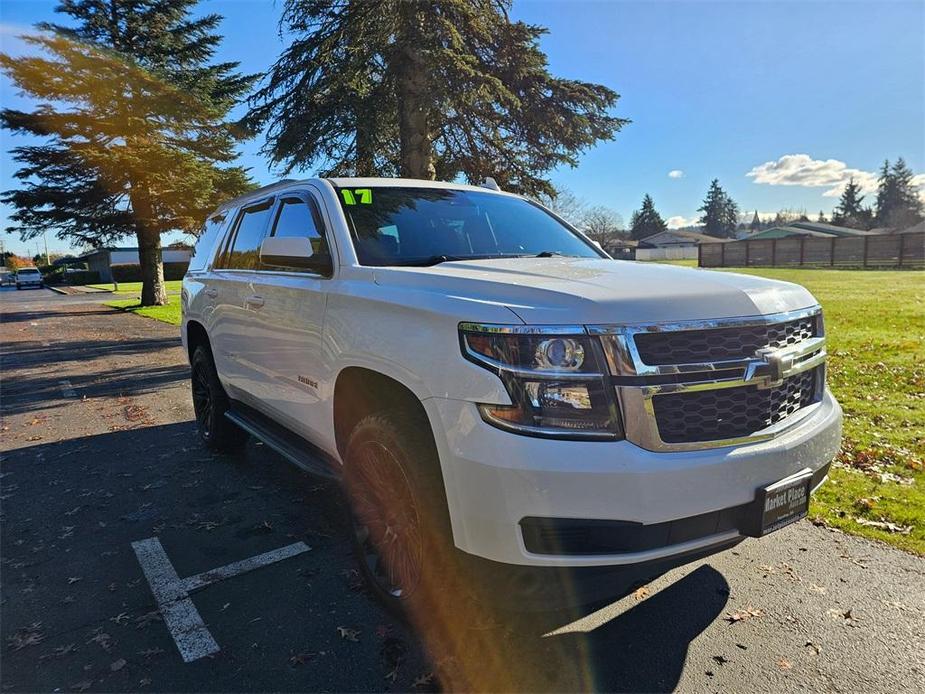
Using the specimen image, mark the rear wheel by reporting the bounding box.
[190,344,248,453]
[343,412,451,617]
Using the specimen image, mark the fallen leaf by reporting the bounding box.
[712,655,729,665]
[289,651,317,666]
[110,658,126,672]
[804,640,821,655]
[725,607,764,623]
[8,623,44,650]
[413,672,436,689]
[854,517,912,534]
[337,626,360,642]
[71,679,93,692]
[777,658,792,671]
[633,585,650,601]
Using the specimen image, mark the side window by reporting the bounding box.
[268,196,332,273]
[225,202,273,270]
[188,213,227,272]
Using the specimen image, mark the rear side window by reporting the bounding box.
[188,214,227,272]
[223,202,273,270]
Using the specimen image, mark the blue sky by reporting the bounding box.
[1,0,923,255]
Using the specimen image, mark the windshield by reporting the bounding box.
[336,187,603,266]
[18,269,40,275]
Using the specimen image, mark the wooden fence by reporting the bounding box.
[699,232,924,269]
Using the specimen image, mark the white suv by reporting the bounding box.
[182,178,842,612]
[15,267,44,290]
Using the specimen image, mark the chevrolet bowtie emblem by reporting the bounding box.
[744,347,793,389]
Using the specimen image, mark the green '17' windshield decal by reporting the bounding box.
[340,188,372,205]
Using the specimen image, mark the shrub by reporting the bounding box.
[65,270,101,285]
[111,262,189,282]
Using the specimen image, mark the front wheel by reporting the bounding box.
[343,412,452,617]
[190,344,248,453]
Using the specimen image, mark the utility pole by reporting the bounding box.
[43,230,50,266]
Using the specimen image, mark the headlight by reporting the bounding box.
[459,324,623,440]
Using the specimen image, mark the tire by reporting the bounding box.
[190,344,249,453]
[343,411,454,619]
[15,284,20,290]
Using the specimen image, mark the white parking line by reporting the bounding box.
[59,380,77,397]
[132,537,311,662]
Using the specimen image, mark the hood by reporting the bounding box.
[372,257,817,325]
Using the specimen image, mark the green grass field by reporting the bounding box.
[105,266,924,553]
[106,295,181,325]
[89,280,183,294]
[663,265,924,553]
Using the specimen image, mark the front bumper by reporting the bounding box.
[426,389,842,567]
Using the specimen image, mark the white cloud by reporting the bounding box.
[667,215,700,229]
[746,153,881,198]
[668,170,685,179]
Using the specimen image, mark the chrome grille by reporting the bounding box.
[634,316,817,365]
[592,306,826,451]
[651,367,820,444]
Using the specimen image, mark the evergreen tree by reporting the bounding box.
[817,210,827,223]
[749,210,761,232]
[875,158,923,229]
[831,177,872,229]
[629,194,667,240]
[245,0,628,197]
[698,179,739,238]
[1,1,255,305]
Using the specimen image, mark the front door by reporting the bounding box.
[238,190,334,445]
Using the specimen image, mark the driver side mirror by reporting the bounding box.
[259,236,316,269]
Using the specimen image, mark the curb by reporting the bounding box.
[47,285,70,295]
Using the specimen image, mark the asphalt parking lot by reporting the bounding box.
[2,288,924,693]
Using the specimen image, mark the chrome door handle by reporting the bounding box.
[244,295,265,309]
[204,288,218,299]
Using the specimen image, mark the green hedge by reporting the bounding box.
[66,270,101,285]
[111,262,189,282]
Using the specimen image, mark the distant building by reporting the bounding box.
[748,221,877,240]
[601,238,637,260]
[79,246,192,282]
[638,230,729,248]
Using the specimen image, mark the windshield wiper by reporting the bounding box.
[387,254,485,267]
[534,250,570,257]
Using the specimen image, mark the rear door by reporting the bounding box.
[238,190,334,443]
[207,197,275,400]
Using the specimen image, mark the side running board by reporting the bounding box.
[225,402,341,481]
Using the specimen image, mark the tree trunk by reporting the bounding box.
[130,188,168,306]
[395,4,434,179]
[355,110,375,176]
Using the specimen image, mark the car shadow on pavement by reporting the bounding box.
[2,420,729,693]
[546,565,729,692]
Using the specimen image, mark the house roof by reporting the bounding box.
[639,229,728,246]
[786,221,876,237]
[749,226,834,240]
[895,220,925,234]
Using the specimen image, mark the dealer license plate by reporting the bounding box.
[758,469,813,536]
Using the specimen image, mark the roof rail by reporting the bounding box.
[213,178,303,214]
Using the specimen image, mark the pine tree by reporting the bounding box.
[831,177,872,230]
[245,0,628,197]
[698,179,739,238]
[1,1,255,305]
[629,194,667,240]
[817,210,827,223]
[875,158,923,229]
[750,210,761,232]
